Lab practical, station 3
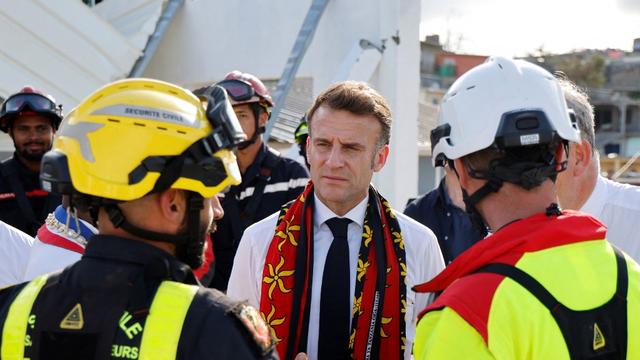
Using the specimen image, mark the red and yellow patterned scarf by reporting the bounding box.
[259,181,407,360]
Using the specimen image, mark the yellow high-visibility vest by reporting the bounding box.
[1,277,198,360]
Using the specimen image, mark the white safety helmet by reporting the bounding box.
[431,56,580,166]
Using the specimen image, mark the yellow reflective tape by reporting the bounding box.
[1,275,48,360]
[138,281,198,360]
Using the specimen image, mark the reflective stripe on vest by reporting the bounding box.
[1,277,198,360]
[1,274,49,359]
[138,281,198,360]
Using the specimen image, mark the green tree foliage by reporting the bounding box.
[524,47,607,89]
[555,55,606,88]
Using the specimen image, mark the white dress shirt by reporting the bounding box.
[581,175,640,260]
[227,193,445,360]
[0,221,33,288]
[22,241,83,282]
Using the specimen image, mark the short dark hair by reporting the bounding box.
[307,81,392,148]
[462,140,563,190]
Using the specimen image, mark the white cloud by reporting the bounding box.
[421,0,640,56]
[618,0,640,13]
[421,0,478,21]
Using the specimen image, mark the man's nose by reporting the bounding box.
[27,128,39,139]
[325,145,344,167]
[212,196,224,220]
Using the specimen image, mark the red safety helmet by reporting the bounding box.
[0,86,63,133]
[217,71,274,108]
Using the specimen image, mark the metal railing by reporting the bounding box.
[612,150,640,180]
[264,0,330,142]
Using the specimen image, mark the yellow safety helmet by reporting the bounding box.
[40,78,245,201]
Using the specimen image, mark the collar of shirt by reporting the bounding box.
[580,175,607,218]
[313,192,368,229]
[438,178,468,214]
[239,143,270,186]
[11,153,40,185]
[438,178,453,206]
[53,205,98,239]
[305,192,368,360]
[437,179,454,208]
[12,152,37,172]
[83,235,198,284]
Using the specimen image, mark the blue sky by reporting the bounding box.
[420,0,640,56]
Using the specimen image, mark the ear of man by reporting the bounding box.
[372,144,390,172]
[258,110,269,128]
[158,189,187,228]
[568,140,592,178]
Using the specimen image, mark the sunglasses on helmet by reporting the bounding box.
[1,93,60,116]
[216,79,261,103]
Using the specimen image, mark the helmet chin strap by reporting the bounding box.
[236,125,264,150]
[450,141,566,235]
[105,192,206,269]
[461,177,503,234]
[236,103,266,150]
[178,192,206,269]
[450,160,501,235]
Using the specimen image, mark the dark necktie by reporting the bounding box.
[318,217,352,360]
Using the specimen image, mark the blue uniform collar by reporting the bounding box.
[53,205,98,240]
[84,235,198,284]
[437,179,456,208]
[243,143,269,180]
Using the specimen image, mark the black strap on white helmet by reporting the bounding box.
[452,109,570,233]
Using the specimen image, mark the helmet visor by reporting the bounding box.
[2,93,57,114]
[216,79,258,103]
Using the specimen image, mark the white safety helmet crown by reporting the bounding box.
[431,56,580,166]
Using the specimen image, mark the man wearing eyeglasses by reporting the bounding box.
[0,87,62,236]
[195,71,309,290]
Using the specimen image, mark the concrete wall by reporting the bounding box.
[0,0,143,106]
[370,0,421,208]
[418,155,437,195]
[144,0,422,208]
[145,0,388,91]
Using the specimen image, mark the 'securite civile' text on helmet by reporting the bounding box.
[40,78,243,201]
